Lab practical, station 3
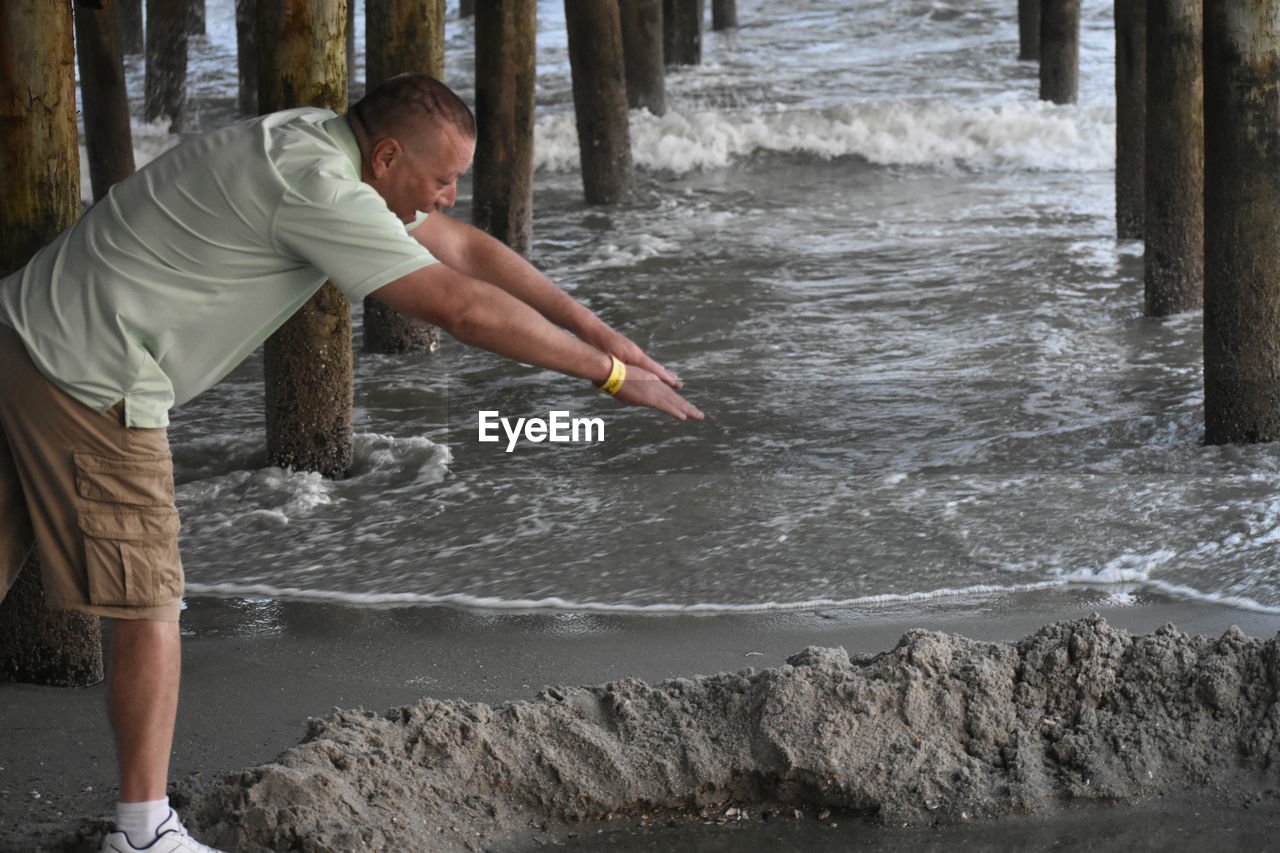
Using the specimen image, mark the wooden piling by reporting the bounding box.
[1038,0,1079,105]
[236,0,258,116]
[460,0,474,17]
[565,0,634,205]
[145,0,190,131]
[188,0,206,36]
[1,0,82,273]
[74,0,137,202]
[1018,0,1039,61]
[711,0,735,30]
[620,0,665,115]
[0,0,105,688]
[473,0,537,254]
[362,0,445,353]
[119,0,144,55]
[1203,2,1280,443]
[363,301,439,353]
[663,0,703,66]
[258,0,354,478]
[1114,0,1145,240]
[367,0,444,84]
[346,0,356,97]
[1143,0,1202,317]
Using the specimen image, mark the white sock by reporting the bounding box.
[116,797,170,847]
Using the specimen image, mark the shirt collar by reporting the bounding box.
[322,113,363,178]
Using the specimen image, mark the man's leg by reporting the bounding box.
[0,327,220,848]
[108,619,181,802]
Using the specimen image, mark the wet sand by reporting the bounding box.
[3,587,1279,851]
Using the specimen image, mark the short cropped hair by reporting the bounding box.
[350,74,477,142]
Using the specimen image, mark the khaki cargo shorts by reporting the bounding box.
[0,324,183,621]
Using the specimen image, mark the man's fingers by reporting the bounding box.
[594,329,684,389]
[630,354,683,389]
[618,374,703,421]
[675,393,704,420]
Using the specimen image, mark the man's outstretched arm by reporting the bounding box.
[409,213,684,389]
[372,262,704,421]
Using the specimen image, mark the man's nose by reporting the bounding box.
[440,182,457,208]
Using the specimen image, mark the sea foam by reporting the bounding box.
[534,100,1115,174]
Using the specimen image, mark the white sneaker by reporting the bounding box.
[100,808,225,852]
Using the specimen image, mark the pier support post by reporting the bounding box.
[663,0,703,66]
[346,0,356,97]
[1114,0,1145,240]
[1203,2,1280,443]
[75,0,137,201]
[1038,0,1079,104]
[236,0,258,115]
[362,0,445,353]
[620,0,666,115]
[188,0,206,36]
[711,0,735,31]
[1018,0,1039,61]
[566,0,634,204]
[259,0,354,478]
[145,0,190,130]
[1143,0,1202,317]
[366,0,444,85]
[119,0,144,55]
[474,0,537,254]
[0,0,105,688]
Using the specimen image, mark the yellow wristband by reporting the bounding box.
[597,355,626,396]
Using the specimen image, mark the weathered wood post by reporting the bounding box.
[473,0,537,254]
[1018,0,1039,61]
[1203,2,1280,443]
[1038,0,1079,104]
[663,0,703,66]
[119,0,144,55]
[236,0,258,116]
[620,0,666,115]
[188,0,207,36]
[259,0,354,477]
[362,0,446,353]
[711,0,735,30]
[1114,0,1145,240]
[0,0,105,688]
[75,0,137,202]
[346,0,356,96]
[365,0,445,159]
[1144,0,1202,317]
[565,0,634,204]
[2,2,83,287]
[145,0,190,130]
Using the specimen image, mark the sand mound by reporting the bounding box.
[175,616,1280,851]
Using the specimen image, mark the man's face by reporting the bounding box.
[365,121,475,225]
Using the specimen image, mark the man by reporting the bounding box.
[0,74,702,853]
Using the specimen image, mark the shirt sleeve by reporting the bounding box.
[272,172,438,302]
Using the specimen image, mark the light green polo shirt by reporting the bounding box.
[0,108,437,428]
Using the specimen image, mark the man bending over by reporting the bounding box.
[0,73,702,853]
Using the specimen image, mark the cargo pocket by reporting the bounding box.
[73,451,175,507]
[73,451,182,608]
[77,508,183,607]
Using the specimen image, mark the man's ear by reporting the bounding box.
[369,137,403,178]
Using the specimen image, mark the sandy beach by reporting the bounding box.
[3,587,1279,851]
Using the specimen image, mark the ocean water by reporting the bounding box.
[99,1,1280,615]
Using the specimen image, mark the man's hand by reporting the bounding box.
[580,322,684,390]
[415,215,687,390]
[608,364,704,421]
